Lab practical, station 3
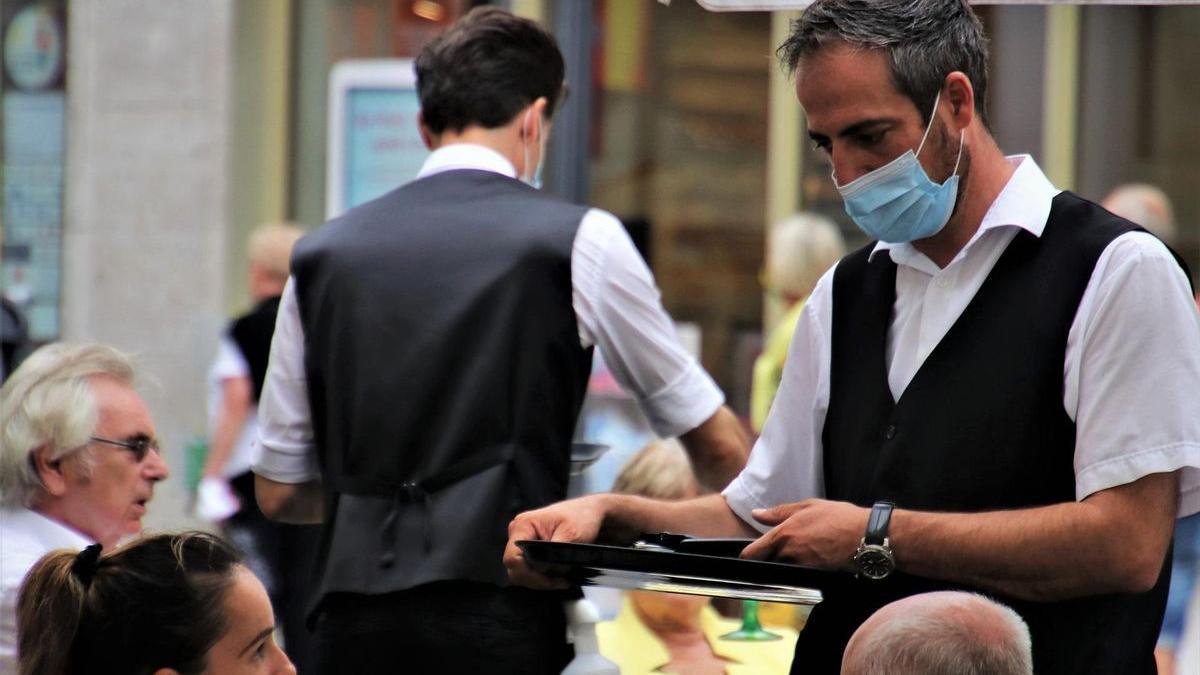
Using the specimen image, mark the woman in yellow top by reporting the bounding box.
[595,440,797,674]
[751,213,846,433]
[599,592,797,675]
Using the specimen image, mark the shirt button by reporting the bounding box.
[935,277,951,289]
[884,424,897,440]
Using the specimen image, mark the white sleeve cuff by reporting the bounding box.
[721,475,773,534]
[251,437,321,484]
[636,361,724,438]
[1075,441,1200,517]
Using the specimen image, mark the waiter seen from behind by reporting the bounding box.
[505,1,1200,673]
[251,7,748,675]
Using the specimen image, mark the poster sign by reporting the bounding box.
[2,0,67,341]
[326,59,429,218]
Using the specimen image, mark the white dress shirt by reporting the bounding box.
[724,156,1200,528]
[0,508,92,670]
[254,144,724,483]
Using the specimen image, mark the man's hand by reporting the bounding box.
[741,498,868,572]
[194,476,240,522]
[503,494,611,590]
[736,472,1179,600]
[254,474,325,524]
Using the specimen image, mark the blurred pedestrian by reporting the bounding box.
[0,229,33,384]
[0,296,31,385]
[1101,183,1176,244]
[195,222,320,673]
[752,213,845,433]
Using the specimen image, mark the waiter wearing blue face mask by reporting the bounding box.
[249,7,748,675]
[505,2,1200,673]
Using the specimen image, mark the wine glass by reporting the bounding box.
[719,599,782,641]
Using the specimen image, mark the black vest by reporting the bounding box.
[291,169,593,610]
[802,192,1173,675]
[229,295,281,402]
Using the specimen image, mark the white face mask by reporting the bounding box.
[521,108,545,190]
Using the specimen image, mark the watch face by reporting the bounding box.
[856,546,895,580]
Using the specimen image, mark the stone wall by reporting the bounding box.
[62,0,235,529]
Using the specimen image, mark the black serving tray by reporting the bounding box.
[517,539,839,605]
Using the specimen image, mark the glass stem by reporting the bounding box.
[741,600,763,631]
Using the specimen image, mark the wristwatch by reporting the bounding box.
[853,501,896,580]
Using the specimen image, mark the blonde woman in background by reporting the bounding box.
[751,213,846,433]
[596,439,797,674]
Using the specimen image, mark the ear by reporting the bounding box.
[521,97,549,142]
[32,444,70,497]
[416,110,436,150]
[942,71,975,131]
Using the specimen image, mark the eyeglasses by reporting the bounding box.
[89,435,161,462]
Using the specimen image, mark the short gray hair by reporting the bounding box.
[766,212,846,299]
[843,592,1033,675]
[0,343,136,508]
[778,0,990,127]
[1101,183,1176,245]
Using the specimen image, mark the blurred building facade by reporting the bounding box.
[2,0,1199,530]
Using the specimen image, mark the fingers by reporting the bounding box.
[502,541,570,590]
[504,517,570,590]
[504,511,575,590]
[751,501,802,526]
[739,531,778,561]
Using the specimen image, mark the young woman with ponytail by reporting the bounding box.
[16,531,294,675]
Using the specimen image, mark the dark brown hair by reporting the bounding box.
[17,531,241,675]
[415,6,565,134]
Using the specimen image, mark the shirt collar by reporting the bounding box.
[415,143,517,180]
[867,155,1061,266]
[10,507,94,547]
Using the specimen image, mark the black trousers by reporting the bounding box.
[313,581,573,675]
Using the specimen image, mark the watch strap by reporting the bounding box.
[864,501,895,546]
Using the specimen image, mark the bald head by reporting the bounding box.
[1101,183,1176,245]
[842,592,1032,675]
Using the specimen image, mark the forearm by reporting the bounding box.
[599,493,758,543]
[505,491,758,589]
[203,409,249,478]
[203,377,252,478]
[254,474,325,524]
[679,406,750,491]
[893,472,1178,601]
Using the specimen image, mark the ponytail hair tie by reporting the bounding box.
[71,543,103,588]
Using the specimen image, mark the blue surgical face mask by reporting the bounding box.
[522,109,545,190]
[833,91,965,244]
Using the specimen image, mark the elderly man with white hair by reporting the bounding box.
[841,591,1033,675]
[0,343,170,668]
